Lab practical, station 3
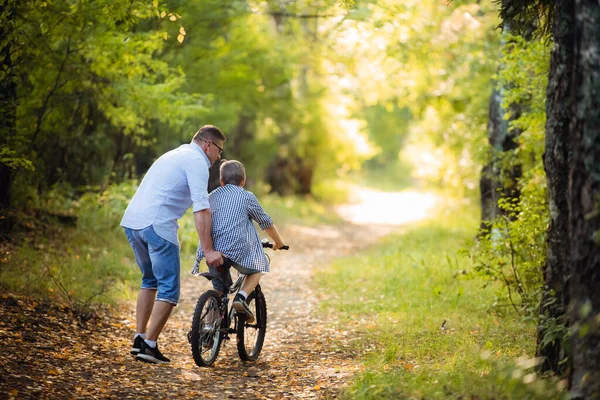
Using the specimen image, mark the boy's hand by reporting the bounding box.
[205,250,224,267]
[273,241,286,251]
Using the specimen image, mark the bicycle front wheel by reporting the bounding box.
[236,286,267,361]
[190,290,223,367]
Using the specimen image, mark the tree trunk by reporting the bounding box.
[536,0,575,376]
[568,0,600,396]
[479,20,523,228]
[480,87,507,225]
[0,0,17,212]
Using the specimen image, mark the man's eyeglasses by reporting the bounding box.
[207,140,223,155]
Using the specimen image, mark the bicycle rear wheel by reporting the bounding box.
[190,290,223,367]
[236,286,267,361]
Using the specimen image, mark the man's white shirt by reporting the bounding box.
[121,142,210,246]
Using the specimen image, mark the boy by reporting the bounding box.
[193,160,286,322]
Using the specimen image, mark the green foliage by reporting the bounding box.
[0,181,140,306]
[316,200,563,399]
[469,191,548,316]
[8,0,203,208]
[360,102,411,166]
[336,0,503,196]
[470,35,551,317]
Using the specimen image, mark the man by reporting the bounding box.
[121,125,226,364]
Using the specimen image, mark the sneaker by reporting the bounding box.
[136,341,171,364]
[233,294,255,323]
[130,335,145,355]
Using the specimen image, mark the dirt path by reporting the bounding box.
[0,187,436,399]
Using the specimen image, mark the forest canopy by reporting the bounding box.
[1,0,502,214]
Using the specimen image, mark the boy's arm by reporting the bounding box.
[265,224,286,250]
[194,209,223,267]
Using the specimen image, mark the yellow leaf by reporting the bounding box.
[48,369,60,375]
[179,26,186,35]
[169,14,177,21]
[313,385,321,391]
[160,10,166,18]
[161,32,168,40]
[177,34,185,43]
[10,389,18,396]
[152,0,158,7]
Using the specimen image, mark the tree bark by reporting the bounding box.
[536,0,575,376]
[567,0,600,396]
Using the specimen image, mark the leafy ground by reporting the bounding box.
[0,187,425,399]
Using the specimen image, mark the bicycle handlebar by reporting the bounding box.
[261,239,289,250]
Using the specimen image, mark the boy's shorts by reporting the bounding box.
[124,226,180,305]
[208,261,260,293]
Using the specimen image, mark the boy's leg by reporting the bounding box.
[232,266,262,323]
[241,272,261,295]
[208,264,232,296]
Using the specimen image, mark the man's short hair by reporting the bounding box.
[193,125,226,143]
[220,160,246,186]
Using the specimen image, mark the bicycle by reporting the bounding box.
[188,240,289,367]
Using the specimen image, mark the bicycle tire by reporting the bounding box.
[190,290,223,367]
[236,286,267,361]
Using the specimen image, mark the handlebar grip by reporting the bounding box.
[261,241,289,250]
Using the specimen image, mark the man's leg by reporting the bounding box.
[124,227,158,355]
[135,226,180,363]
[136,288,157,335]
[146,300,174,341]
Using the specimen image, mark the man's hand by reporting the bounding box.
[205,250,224,267]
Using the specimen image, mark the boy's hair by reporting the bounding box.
[220,160,246,185]
[192,125,226,143]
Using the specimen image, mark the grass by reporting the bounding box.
[314,198,564,400]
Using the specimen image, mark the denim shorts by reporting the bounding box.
[208,261,260,293]
[124,226,180,305]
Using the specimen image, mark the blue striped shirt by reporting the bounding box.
[194,184,273,273]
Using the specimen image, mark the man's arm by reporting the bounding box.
[194,209,223,267]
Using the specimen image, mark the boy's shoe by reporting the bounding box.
[233,294,255,323]
[130,335,145,355]
[136,341,171,364]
